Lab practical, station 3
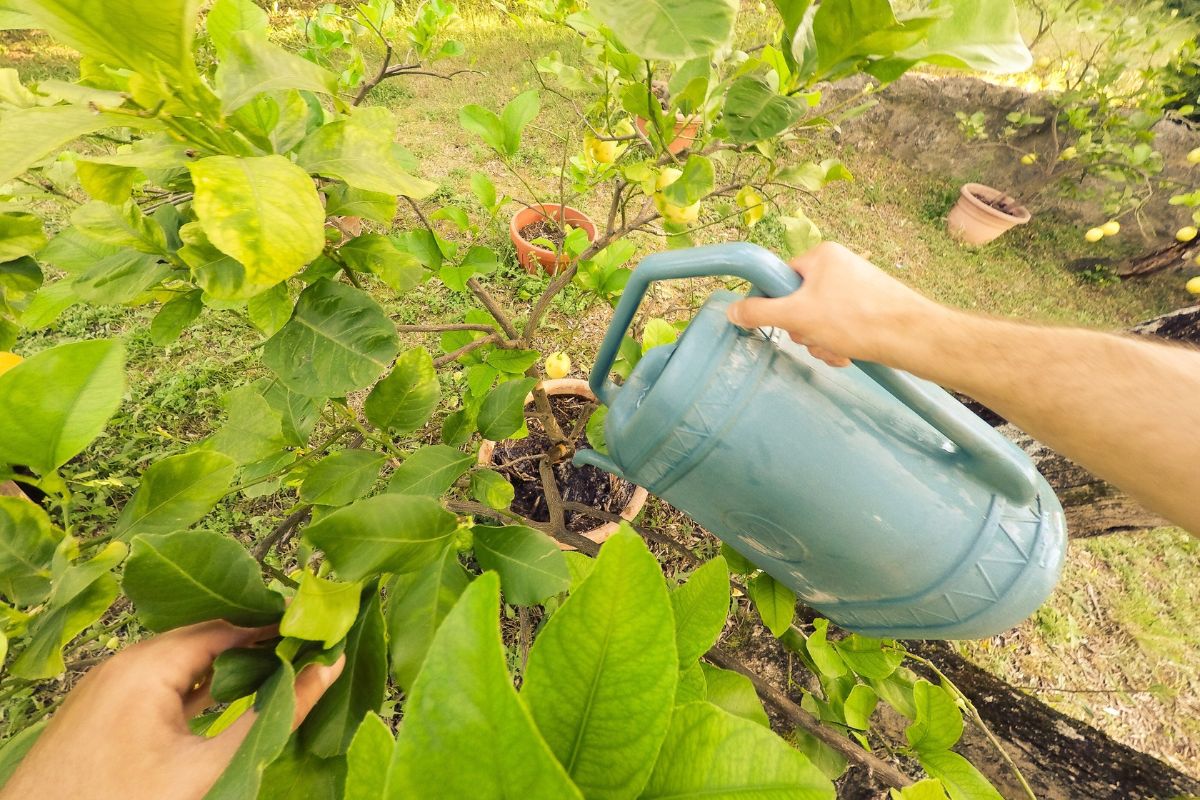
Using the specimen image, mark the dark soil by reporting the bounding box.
[493,394,637,534]
[972,190,1023,216]
[520,218,566,248]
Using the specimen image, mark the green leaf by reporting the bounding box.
[843,683,878,730]
[71,201,165,254]
[834,634,903,680]
[215,30,337,112]
[747,571,794,638]
[723,76,807,143]
[386,445,474,497]
[263,279,399,398]
[671,556,729,666]
[0,497,61,607]
[207,384,286,466]
[259,734,346,800]
[345,714,395,800]
[301,587,387,757]
[588,0,738,60]
[364,347,439,434]
[246,284,292,337]
[303,494,458,582]
[676,661,708,704]
[808,0,933,78]
[459,105,506,156]
[20,0,199,80]
[890,778,951,800]
[189,155,325,288]
[0,211,45,262]
[0,255,42,295]
[150,290,204,346]
[324,184,398,225]
[280,572,363,648]
[203,659,296,800]
[9,542,125,679]
[522,529,677,797]
[500,90,540,157]
[900,0,1032,74]
[585,405,608,453]
[261,378,321,447]
[917,750,1003,800]
[700,664,770,727]
[781,209,822,256]
[469,469,513,510]
[472,525,569,606]
[0,339,125,474]
[71,249,170,305]
[807,618,848,677]
[0,106,144,187]
[206,0,268,55]
[718,541,756,575]
[340,234,425,293]
[123,530,285,631]
[296,108,436,199]
[477,378,535,440]
[390,572,583,799]
[0,721,47,791]
[660,154,715,206]
[641,702,834,799]
[385,546,469,691]
[300,449,386,507]
[482,348,539,374]
[112,451,237,541]
[470,172,497,209]
[211,646,279,703]
[906,679,964,753]
[641,318,678,353]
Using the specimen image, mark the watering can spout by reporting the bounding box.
[572,448,626,480]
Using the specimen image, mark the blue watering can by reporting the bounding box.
[574,242,1067,639]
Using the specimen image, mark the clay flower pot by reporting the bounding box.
[635,114,701,155]
[947,182,1032,245]
[478,378,648,550]
[509,204,597,276]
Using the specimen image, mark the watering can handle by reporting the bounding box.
[588,242,1037,504]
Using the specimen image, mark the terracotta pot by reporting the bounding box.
[509,204,597,276]
[946,182,1032,245]
[478,378,649,550]
[635,114,701,155]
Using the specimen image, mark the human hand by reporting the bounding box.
[726,242,944,367]
[0,620,344,800]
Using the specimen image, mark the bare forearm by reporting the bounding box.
[891,307,1200,534]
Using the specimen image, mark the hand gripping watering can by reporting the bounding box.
[573,242,1067,639]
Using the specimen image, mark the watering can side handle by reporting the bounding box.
[589,241,1038,504]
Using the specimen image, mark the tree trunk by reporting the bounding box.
[1115,241,1194,279]
[1129,303,1200,342]
[909,642,1200,800]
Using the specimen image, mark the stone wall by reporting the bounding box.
[828,73,1200,244]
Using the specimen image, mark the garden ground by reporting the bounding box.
[2,4,1198,781]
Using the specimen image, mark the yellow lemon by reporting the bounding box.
[1101,220,1120,237]
[545,351,571,379]
[736,186,765,228]
[585,135,618,165]
[1189,147,1200,165]
[1177,226,1198,243]
[1020,153,1038,165]
[655,195,701,225]
[656,167,683,190]
[0,352,22,377]
[1058,146,1078,161]
[1084,227,1105,243]
[1188,276,1200,295]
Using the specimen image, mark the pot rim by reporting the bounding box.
[477,378,649,549]
[958,182,1032,225]
[509,203,598,261]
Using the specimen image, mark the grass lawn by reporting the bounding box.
[2,5,1198,776]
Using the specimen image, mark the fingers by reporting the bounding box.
[808,346,851,368]
[135,620,279,698]
[292,656,346,729]
[725,296,791,331]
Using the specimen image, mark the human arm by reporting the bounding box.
[726,242,1200,535]
[0,620,344,800]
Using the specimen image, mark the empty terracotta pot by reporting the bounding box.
[509,204,597,275]
[478,378,648,550]
[947,183,1032,245]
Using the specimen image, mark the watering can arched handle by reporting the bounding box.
[588,242,1038,504]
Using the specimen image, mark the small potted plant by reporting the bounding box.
[509,203,597,275]
[946,182,1032,245]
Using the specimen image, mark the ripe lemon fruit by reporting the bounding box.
[0,352,22,377]
[1084,227,1105,242]
[1177,226,1198,243]
[545,352,571,379]
[1189,147,1200,165]
[736,186,765,228]
[655,195,701,225]
[1101,220,1120,236]
[656,167,683,191]
[1188,276,1200,295]
[1020,153,1038,165]
[1059,146,1078,161]
[585,135,618,165]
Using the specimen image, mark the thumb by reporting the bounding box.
[726,295,792,331]
[291,656,346,728]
